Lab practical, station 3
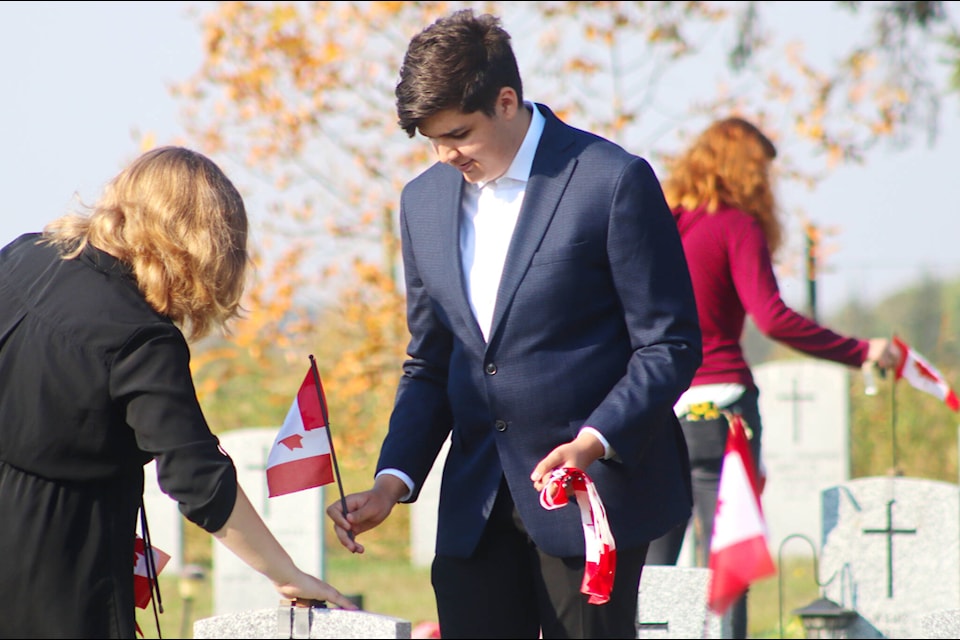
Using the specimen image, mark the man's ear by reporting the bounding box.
[497,86,520,119]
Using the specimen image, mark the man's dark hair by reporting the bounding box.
[395,9,524,138]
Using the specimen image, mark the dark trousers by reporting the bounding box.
[646,386,763,640]
[432,477,647,639]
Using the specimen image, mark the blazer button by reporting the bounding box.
[494,419,508,432]
[484,362,497,375]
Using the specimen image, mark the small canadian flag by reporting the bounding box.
[707,413,776,614]
[265,367,335,497]
[133,535,170,609]
[893,335,960,412]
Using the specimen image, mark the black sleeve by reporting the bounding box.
[111,324,237,532]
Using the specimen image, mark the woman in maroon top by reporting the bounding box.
[645,117,899,638]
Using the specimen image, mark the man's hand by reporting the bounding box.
[529,430,605,496]
[325,475,407,554]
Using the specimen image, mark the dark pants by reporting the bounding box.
[646,386,763,640]
[432,477,647,639]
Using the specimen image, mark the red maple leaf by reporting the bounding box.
[133,537,146,569]
[279,434,304,451]
[912,359,941,384]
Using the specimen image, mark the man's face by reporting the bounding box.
[417,89,523,185]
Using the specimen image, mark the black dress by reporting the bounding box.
[0,234,238,638]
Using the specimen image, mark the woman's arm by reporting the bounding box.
[212,484,358,610]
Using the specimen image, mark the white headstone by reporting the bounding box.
[819,476,960,638]
[142,459,184,574]
[214,427,326,615]
[673,522,698,568]
[410,436,449,567]
[753,359,851,557]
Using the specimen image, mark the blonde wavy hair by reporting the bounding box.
[41,146,249,340]
[662,117,782,256]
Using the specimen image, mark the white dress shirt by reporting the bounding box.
[460,101,545,342]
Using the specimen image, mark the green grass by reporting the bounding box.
[747,556,821,638]
[323,552,437,624]
[136,571,213,639]
[137,552,819,638]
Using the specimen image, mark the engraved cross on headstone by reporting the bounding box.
[862,499,916,598]
[776,377,815,442]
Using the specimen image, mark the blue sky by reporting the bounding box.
[3,1,959,317]
[1,2,201,240]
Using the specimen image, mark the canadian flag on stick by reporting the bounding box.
[707,413,776,615]
[266,362,336,498]
[892,335,960,412]
[133,535,171,609]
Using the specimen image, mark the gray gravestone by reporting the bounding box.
[819,476,960,638]
[142,459,184,574]
[753,359,851,558]
[193,604,411,639]
[636,566,730,638]
[214,427,326,616]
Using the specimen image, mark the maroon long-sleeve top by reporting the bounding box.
[675,205,869,389]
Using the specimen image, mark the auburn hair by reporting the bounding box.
[662,117,782,255]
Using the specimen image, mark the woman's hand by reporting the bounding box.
[867,337,901,371]
[274,570,359,610]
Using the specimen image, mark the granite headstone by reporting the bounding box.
[193,603,411,639]
[637,566,730,638]
[754,359,851,557]
[819,476,960,638]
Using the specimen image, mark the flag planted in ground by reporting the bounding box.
[707,413,776,615]
[893,335,960,412]
[266,368,335,497]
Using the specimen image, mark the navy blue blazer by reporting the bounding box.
[378,104,702,559]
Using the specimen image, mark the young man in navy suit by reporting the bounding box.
[327,9,702,638]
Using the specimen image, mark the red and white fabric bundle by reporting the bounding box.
[538,467,616,605]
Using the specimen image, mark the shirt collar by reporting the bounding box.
[479,101,545,189]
